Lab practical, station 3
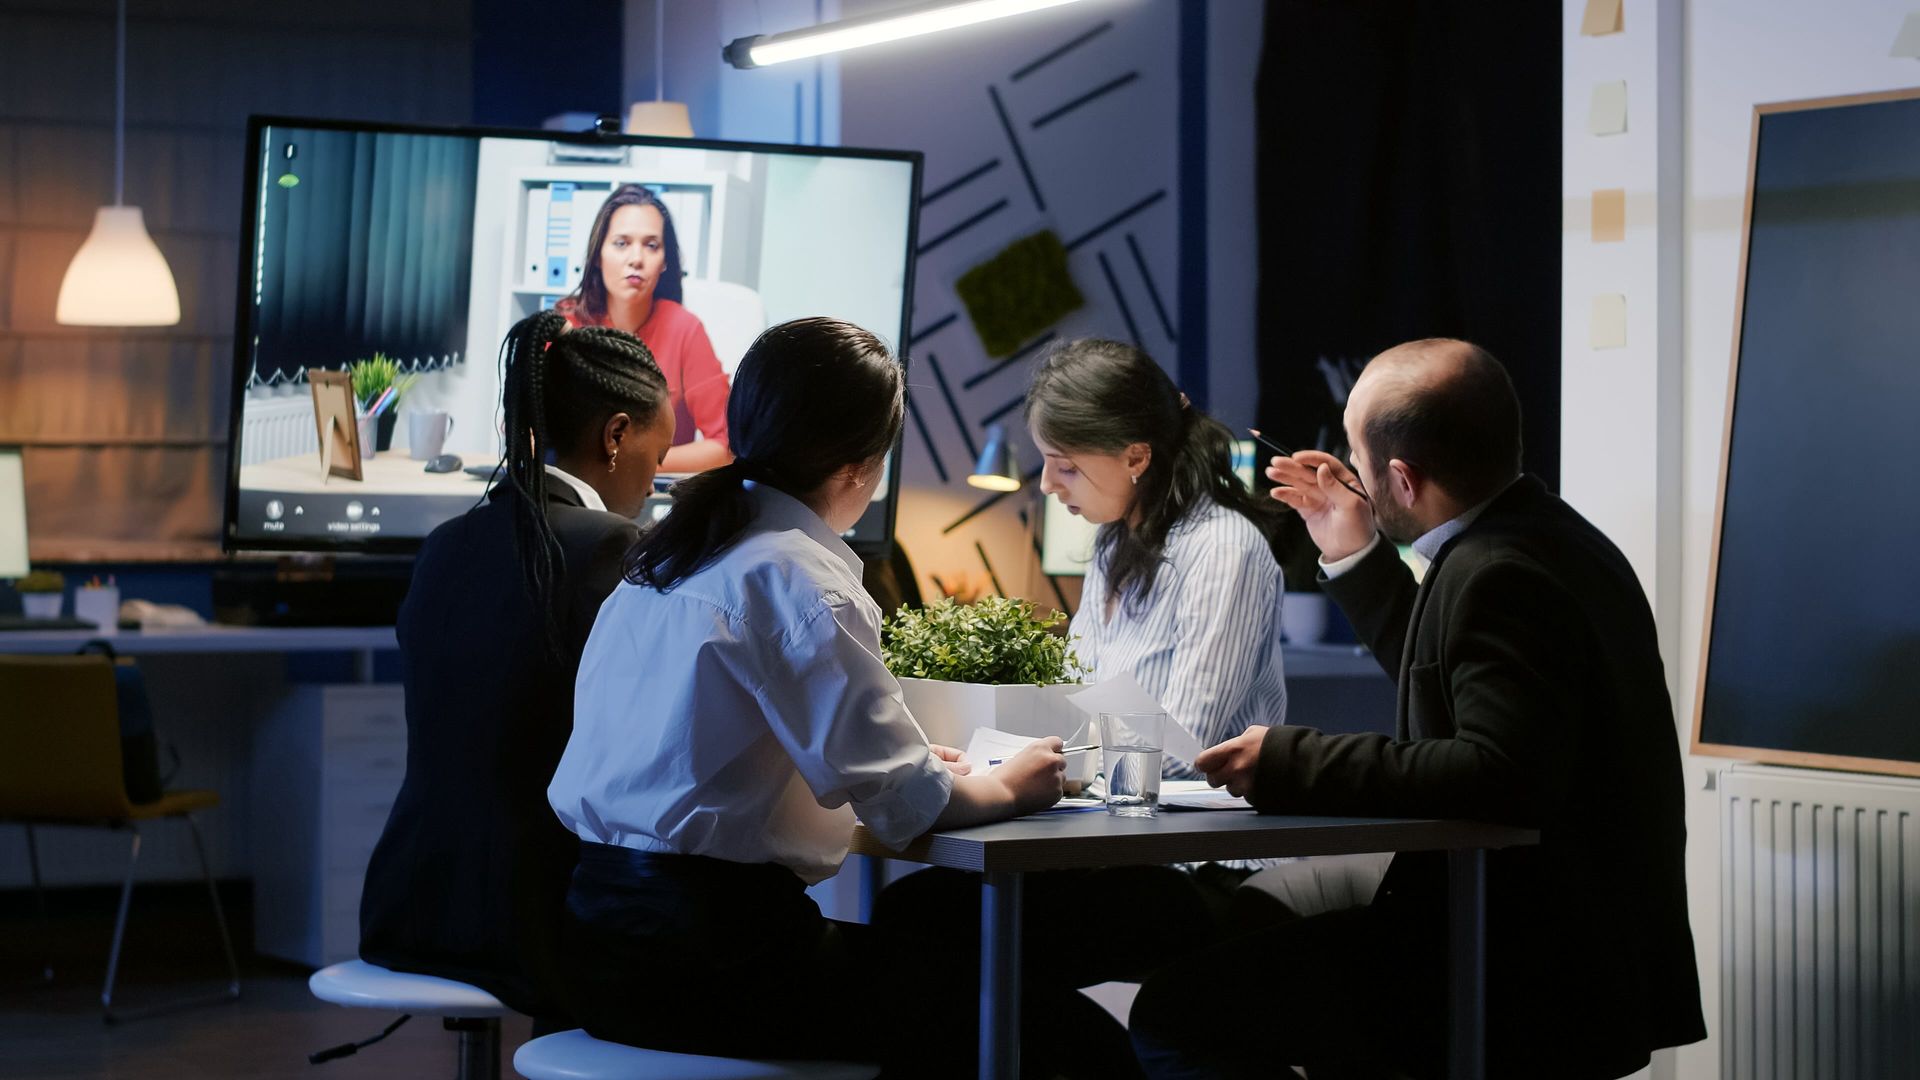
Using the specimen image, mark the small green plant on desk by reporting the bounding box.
[883,595,1084,686]
[348,352,417,411]
[15,569,64,594]
[882,597,1089,763]
[14,569,65,618]
[348,352,417,451]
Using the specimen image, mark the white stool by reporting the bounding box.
[513,1028,879,1080]
[309,959,511,1079]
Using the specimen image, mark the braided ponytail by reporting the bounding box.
[497,311,670,656]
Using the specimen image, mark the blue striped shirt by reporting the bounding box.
[1069,500,1288,779]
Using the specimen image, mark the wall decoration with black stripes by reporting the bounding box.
[839,0,1181,614]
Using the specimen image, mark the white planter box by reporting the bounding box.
[897,678,1093,781]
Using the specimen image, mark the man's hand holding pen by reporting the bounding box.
[1265,450,1379,565]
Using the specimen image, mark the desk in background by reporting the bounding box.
[853,812,1538,1080]
[0,625,401,966]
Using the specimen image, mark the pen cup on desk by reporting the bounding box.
[74,583,120,634]
[1097,712,1165,817]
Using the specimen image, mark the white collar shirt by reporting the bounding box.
[543,464,606,512]
[548,483,952,884]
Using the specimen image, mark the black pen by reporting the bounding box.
[1248,428,1371,503]
[987,743,1099,767]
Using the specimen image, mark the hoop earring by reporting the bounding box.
[608,448,619,474]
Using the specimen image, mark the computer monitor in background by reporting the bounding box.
[0,448,28,579]
[224,117,921,556]
[1040,439,1257,577]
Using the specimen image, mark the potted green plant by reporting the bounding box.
[882,596,1089,764]
[15,569,64,618]
[348,352,417,453]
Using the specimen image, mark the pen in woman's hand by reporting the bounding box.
[1248,429,1371,503]
[988,743,1098,767]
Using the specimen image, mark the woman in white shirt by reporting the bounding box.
[875,338,1289,1001]
[547,318,1131,1077]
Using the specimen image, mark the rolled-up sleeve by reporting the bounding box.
[748,592,953,850]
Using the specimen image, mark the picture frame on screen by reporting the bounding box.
[223,115,922,557]
[308,371,362,483]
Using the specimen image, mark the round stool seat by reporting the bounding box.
[513,1029,879,1080]
[309,959,509,1018]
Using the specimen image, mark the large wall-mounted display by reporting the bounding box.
[224,116,919,556]
[1693,88,1920,777]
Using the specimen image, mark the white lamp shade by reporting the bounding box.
[625,101,694,138]
[56,206,181,326]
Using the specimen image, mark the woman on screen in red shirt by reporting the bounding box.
[555,184,733,474]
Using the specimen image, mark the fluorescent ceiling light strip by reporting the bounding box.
[745,0,1095,68]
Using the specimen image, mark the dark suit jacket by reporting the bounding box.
[360,484,637,1018]
[1251,476,1705,1077]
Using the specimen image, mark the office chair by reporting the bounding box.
[0,654,240,1022]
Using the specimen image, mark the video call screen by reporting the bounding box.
[224,117,920,555]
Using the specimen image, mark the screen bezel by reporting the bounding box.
[222,113,923,558]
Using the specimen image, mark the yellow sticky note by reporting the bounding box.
[1892,13,1920,58]
[1589,81,1628,135]
[1592,294,1627,349]
[1581,0,1623,36]
[1592,188,1626,242]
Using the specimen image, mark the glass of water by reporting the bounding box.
[1098,711,1165,817]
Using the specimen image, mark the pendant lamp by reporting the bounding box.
[626,0,695,138]
[56,0,181,327]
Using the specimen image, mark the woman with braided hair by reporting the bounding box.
[358,311,675,1028]
[548,318,1136,1075]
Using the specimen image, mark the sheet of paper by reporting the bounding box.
[1588,81,1628,135]
[1591,294,1628,349]
[1892,13,1920,58]
[1159,780,1250,811]
[1064,674,1204,763]
[963,726,1049,773]
[1580,0,1622,36]
[1591,188,1626,242]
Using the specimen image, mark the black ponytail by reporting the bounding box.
[625,317,902,591]
[498,311,668,654]
[1024,338,1282,612]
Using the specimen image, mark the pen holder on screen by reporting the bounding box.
[356,415,379,460]
[74,585,120,634]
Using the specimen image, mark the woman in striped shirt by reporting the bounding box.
[873,341,1290,1025]
[1027,337,1290,774]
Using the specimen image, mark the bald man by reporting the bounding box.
[1128,341,1703,1078]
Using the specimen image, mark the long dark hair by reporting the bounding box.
[1025,339,1282,610]
[499,310,668,651]
[565,183,684,320]
[624,317,903,591]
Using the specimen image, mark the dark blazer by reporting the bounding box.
[360,483,638,1018]
[1250,476,1704,1077]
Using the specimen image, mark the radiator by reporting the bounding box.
[1721,765,1920,1079]
[238,392,317,466]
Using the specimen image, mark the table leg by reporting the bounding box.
[980,870,1023,1080]
[1448,847,1487,1080]
[858,856,886,923]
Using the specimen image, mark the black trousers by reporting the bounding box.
[871,864,1262,992]
[559,844,1137,1079]
[1129,903,1447,1080]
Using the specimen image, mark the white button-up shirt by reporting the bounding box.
[548,484,952,884]
[1070,499,1288,778]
